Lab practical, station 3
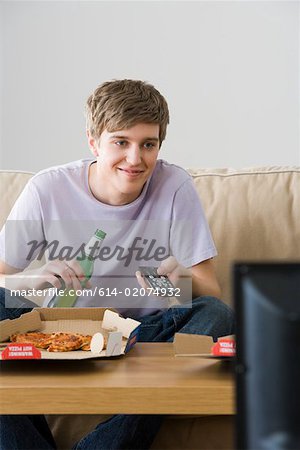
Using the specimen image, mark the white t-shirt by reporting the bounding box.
[0,159,217,318]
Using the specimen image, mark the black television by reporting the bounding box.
[234,263,300,450]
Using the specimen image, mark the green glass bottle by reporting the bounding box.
[50,229,106,307]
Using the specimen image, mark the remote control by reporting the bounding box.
[138,266,177,297]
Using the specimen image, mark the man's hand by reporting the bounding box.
[135,256,221,301]
[0,259,91,293]
[32,259,91,292]
[156,256,191,286]
[135,256,192,299]
[135,269,149,291]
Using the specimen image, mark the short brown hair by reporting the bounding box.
[85,79,169,145]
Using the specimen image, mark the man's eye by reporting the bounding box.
[144,142,155,149]
[115,141,127,147]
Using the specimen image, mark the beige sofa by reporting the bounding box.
[1,166,299,449]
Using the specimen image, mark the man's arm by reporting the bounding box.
[0,260,47,291]
[0,259,86,292]
[0,261,22,289]
[191,258,221,299]
[136,256,221,301]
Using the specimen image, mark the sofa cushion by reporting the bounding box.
[189,166,300,305]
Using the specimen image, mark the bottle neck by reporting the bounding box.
[83,235,104,260]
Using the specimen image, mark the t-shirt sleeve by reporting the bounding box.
[170,178,217,267]
[0,180,45,270]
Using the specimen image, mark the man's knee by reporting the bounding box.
[193,296,235,337]
[172,296,235,339]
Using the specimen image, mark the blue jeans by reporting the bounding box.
[0,288,235,450]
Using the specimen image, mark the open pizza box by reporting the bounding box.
[0,308,141,360]
[173,333,236,359]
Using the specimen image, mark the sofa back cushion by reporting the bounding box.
[1,167,299,306]
[190,167,300,305]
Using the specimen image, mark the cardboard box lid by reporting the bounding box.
[0,310,42,342]
[35,307,110,321]
[173,333,235,358]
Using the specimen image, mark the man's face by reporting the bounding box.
[88,123,160,206]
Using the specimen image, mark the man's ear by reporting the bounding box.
[86,130,99,157]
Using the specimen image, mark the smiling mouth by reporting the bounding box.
[118,168,145,176]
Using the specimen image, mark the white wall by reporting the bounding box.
[0,0,299,172]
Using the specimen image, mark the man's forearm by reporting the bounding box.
[192,274,222,299]
[0,271,34,291]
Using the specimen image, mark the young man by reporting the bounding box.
[0,79,234,449]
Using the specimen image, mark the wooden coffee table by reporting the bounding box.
[0,343,234,415]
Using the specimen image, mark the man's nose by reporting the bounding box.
[126,146,142,165]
